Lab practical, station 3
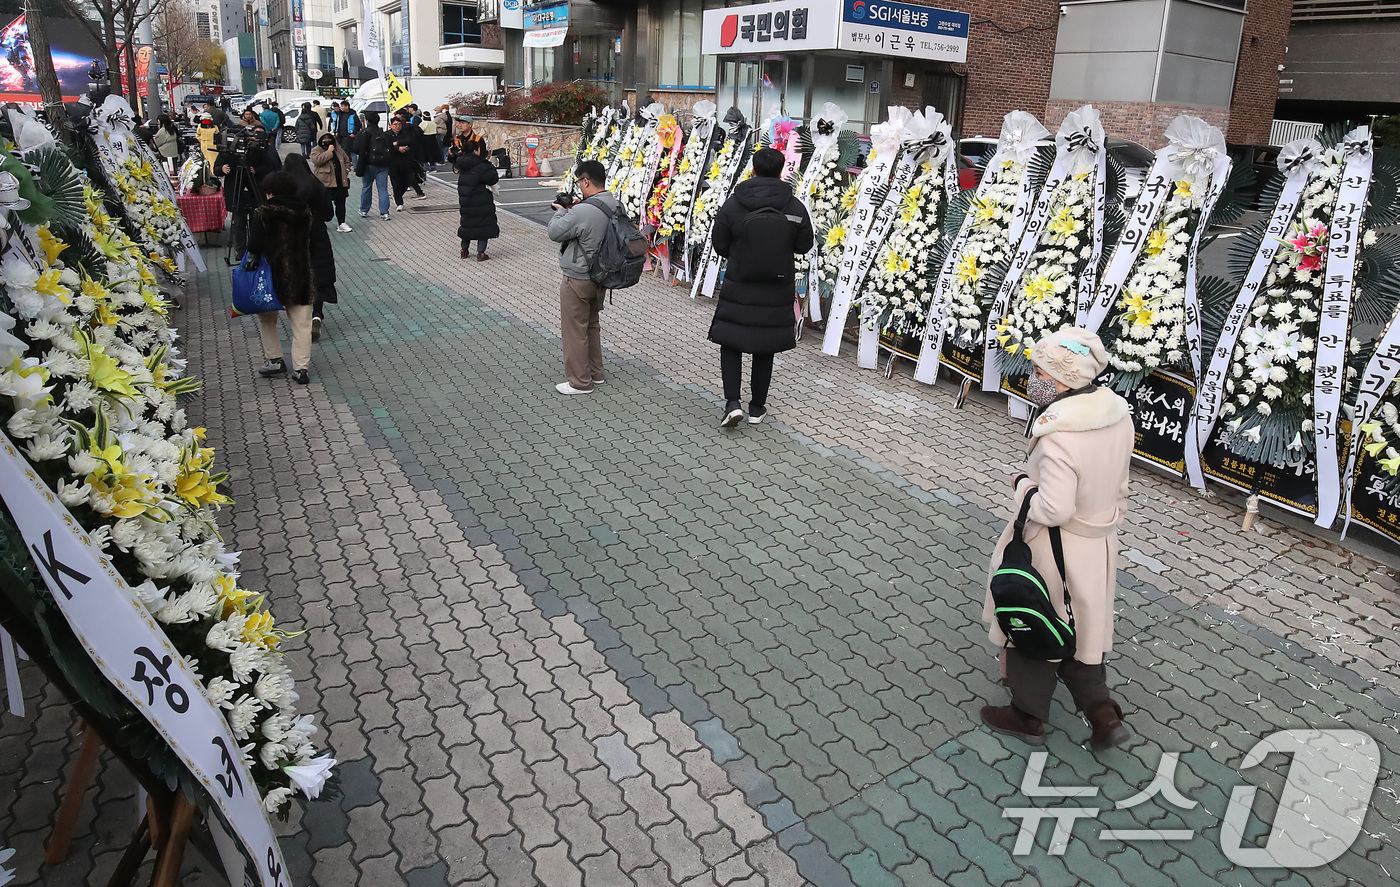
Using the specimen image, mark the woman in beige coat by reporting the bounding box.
[310,134,354,232]
[980,327,1135,750]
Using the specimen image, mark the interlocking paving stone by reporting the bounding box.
[4,172,1399,887]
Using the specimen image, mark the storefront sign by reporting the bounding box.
[501,0,524,29]
[701,0,841,55]
[838,0,969,62]
[524,0,569,47]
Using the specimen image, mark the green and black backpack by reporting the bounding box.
[991,487,1075,660]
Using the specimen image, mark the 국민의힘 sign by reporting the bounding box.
[701,0,841,55]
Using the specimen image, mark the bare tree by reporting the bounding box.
[153,0,202,80]
[24,0,68,134]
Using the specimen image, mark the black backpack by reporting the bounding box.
[990,487,1075,660]
[582,196,647,292]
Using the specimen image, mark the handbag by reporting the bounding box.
[989,486,1075,660]
[229,252,284,317]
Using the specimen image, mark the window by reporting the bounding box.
[654,0,714,89]
[442,2,481,44]
[388,9,407,69]
[344,23,358,50]
[319,45,335,72]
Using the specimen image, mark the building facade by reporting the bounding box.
[1275,0,1400,126]
[495,0,1289,146]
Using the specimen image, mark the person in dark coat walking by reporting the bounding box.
[294,101,321,156]
[451,141,500,260]
[386,115,424,210]
[282,153,338,340]
[708,147,813,427]
[246,171,315,384]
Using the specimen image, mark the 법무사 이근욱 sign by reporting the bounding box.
[838,0,969,62]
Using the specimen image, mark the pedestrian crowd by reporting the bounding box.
[189,100,1136,752]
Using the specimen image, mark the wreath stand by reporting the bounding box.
[42,720,201,887]
[0,519,219,887]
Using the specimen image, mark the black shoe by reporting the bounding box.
[311,316,322,342]
[747,407,767,425]
[719,401,744,428]
[290,369,309,385]
[257,358,286,377]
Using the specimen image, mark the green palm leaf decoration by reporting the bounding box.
[26,145,87,234]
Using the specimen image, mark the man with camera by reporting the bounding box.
[216,118,282,256]
[547,160,619,395]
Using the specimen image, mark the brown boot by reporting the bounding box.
[980,705,1046,746]
[1086,700,1131,751]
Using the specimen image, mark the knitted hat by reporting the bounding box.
[1029,327,1109,390]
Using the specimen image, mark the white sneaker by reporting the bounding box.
[747,409,767,424]
[412,193,427,200]
[720,408,744,428]
[358,211,368,218]
[395,202,405,212]
[555,382,594,395]
[381,213,390,221]
[337,222,353,232]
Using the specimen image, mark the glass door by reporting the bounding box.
[760,57,788,119]
[735,60,760,126]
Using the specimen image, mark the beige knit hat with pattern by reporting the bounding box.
[1029,326,1109,389]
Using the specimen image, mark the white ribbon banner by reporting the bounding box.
[822,112,906,356]
[1341,318,1400,537]
[605,118,638,187]
[692,127,757,299]
[1182,151,1233,385]
[981,109,1105,392]
[1184,138,1321,489]
[675,113,718,282]
[853,114,950,368]
[0,432,290,887]
[914,115,1050,385]
[796,141,839,322]
[1080,152,1172,332]
[795,104,851,323]
[1314,128,1373,527]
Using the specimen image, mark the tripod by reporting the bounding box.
[222,162,263,267]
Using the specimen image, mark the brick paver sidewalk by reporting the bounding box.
[2,174,1398,887]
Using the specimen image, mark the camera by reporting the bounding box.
[225,126,268,165]
[554,192,575,208]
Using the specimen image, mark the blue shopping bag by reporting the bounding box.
[229,252,284,317]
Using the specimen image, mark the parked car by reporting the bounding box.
[278,106,301,143]
[956,153,982,191]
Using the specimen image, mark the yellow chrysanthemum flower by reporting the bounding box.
[1122,289,1156,328]
[1174,179,1193,198]
[824,224,846,250]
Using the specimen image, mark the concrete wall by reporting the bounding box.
[1281,20,1400,104]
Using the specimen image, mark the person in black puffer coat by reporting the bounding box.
[282,153,338,339]
[246,172,315,384]
[709,147,813,428]
[452,143,500,261]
